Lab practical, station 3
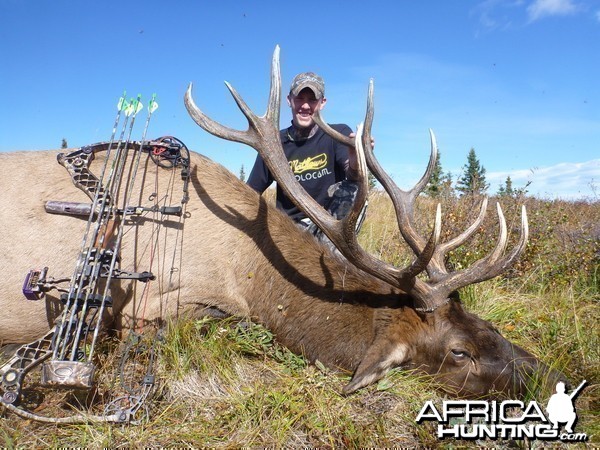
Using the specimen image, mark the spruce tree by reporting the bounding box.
[497,176,514,197]
[497,175,531,198]
[456,148,489,196]
[239,164,246,182]
[425,150,444,197]
[61,138,68,149]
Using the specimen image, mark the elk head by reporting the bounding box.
[184,46,563,398]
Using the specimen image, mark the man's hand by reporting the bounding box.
[347,132,375,171]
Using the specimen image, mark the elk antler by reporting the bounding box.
[314,78,529,311]
[185,46,441,303]
[184,46,528,312]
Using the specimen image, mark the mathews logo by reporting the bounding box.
[415,380,588,442]
[289,153,331,182]
[289,153,328,174]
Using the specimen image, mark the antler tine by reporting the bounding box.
[265,45,281,124]
[369,128,440,257]
[438,197,489,255]
[185,46,282,149]
[389,129,441,256]
[486,202,509,263]
[412,130,440,198]
[312,110,353,146]
[478,204,529,280]
[185,83,255,147]
[360,78,375,158]
[344,123,370,234]
[429,203,529,299]
[312,78,374,154]
[427,197,489,279]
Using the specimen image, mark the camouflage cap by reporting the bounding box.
[289,72,325,99]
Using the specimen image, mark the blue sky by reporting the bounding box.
[1,0,598,199]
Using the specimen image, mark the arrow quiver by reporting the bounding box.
[1,125,190,424]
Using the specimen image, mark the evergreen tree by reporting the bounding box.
[239,164,246,182]
[425,151,455,198]
[425,152,442,197]
[497,176,514,197]
[456,148,489,196]
[497,175,531,198]
[425,150,444,197]
[61,138,68,149]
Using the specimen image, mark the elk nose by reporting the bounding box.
[513,353,570,397]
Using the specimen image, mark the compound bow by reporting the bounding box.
[1,94,190,424]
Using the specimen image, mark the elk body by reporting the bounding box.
[0,48,559,399]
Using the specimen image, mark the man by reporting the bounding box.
[247,72,363,233]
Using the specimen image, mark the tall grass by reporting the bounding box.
[1,193,598,448]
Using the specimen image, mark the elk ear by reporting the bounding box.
[342,342,410,395]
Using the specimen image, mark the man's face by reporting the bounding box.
[287,87,327,129]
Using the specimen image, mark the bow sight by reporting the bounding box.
[1,94,190,424]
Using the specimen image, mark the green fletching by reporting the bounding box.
[134,99,144,115]
[124,99,135,117]
[117,90,127,111]
[149,94,158,113]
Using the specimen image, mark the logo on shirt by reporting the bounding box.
[289,153,328,174]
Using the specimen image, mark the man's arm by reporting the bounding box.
[246,154,273,194]
[331,124,359,181]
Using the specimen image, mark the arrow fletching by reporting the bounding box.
[117,91,127,111]
[149,94,158,113]
[133,94,144,116]
[124,99,135,117]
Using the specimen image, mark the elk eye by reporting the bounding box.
[451,349,470,359]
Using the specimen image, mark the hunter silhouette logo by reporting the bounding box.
[546,380,586,434]
[416,380,588,442]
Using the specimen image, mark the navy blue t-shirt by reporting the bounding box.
[247,123,353,221]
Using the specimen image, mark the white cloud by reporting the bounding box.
[472,0,525,31]
[527,0,578,21]
[474,0,586,30]
[488,159,600,199]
